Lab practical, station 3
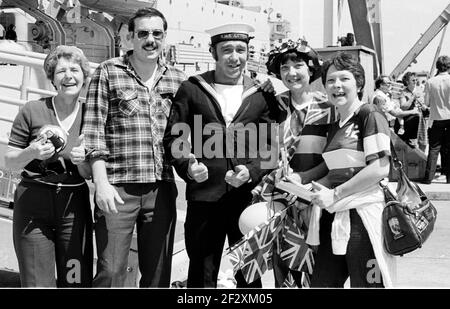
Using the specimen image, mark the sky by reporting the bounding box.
[243,0,450,75]
[379,0,450,74]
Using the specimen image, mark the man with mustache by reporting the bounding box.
[82,8,186,287]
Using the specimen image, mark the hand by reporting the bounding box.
[310,181,335,209]
[274,166,293,183]
[70,134,86,165]
[30,137,55,161]
[257,78,275,93]
[281,192,297,206]
[420,105,429,111]
[187,153,208,183]
[225,165,250,188]
[95,181,124,214]
[411,107,420,115]
[285,172,303,185]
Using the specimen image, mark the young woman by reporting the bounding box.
[308,52,396,287]
[5,45,93,287]
[262,39,337,287]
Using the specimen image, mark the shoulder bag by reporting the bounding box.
[380,143,437,256]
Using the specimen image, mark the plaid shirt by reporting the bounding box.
[82,51,186,184]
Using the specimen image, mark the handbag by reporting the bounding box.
[380,143,437,256]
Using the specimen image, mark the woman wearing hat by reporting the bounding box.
[5,45,93,287]
[263,39,338,287]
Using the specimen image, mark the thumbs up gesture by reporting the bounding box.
[225,165,250,188]
[310,181,336,209]
[70,134,87,165]
[187,153,208,183]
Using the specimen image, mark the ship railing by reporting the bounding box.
[175,43,215,64]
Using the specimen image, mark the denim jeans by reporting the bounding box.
[424,119,450,182]
[93,181,177,287]
[310,209,384,288]
[13,180,93,287]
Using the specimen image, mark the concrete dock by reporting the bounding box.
[1,176,449,288]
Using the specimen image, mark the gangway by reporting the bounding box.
[390,3,450,80]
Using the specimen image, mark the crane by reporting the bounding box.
[389,3,450,80]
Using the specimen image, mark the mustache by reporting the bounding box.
[142,42,157,49]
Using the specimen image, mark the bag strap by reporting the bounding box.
[390,141,428,200]
[389,141,403,171]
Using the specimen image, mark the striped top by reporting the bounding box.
[276,91,337,172]
[322,103,391,188]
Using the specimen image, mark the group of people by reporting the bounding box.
[372,72,427,151]
[0,23,17,41]
[13,6,447,288]
[372,57,450,184]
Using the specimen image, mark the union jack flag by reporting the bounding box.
[304,103,337,126]
[280,271,312,288]
[226,210,285,284]
[282,273,296,288]
[227,244,244,271]
[279,216,315,274]
[301,272,312,288]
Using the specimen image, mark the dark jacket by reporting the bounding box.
[163,71,278,202]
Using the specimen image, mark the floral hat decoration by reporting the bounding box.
[266,38,323,82]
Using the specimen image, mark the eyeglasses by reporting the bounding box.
[135,29,165,40]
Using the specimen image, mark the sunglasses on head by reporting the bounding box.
[135,29,164,40]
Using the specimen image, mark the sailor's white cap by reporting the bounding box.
[205,23,255,45]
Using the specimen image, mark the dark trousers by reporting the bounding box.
[93,181,177,287]
[395,115,419,146]
[13,180,93,287]
[185,190,262,288]
[424,119,450,182]
[310,209,384,288]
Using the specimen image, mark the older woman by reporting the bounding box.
[308,52,396,287]
[261,39,337,287]
[4,45,93,287]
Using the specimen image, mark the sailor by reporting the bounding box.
[164,23,278,288]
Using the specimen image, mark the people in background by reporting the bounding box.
[5,24,17,42]
[396,72,427,149]
[372,75,420,129]
[4,45,93,287]
[308,52,396,288]
[422,55,450,184]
